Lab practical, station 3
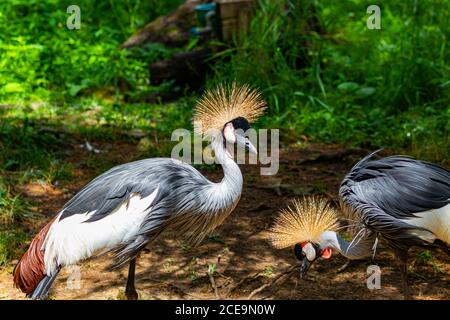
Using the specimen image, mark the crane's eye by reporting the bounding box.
[294,243,305,260]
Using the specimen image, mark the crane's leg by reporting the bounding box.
[125,258,138,300]
[394,248,411,300]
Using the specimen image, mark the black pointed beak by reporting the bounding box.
[299,259,311,278]
[236,133,257,155]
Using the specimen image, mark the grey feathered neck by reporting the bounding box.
[200,134,243,215]
[318,230,377,260]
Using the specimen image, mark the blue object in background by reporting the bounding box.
[195,3,217,27]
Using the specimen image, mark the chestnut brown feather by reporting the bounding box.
[13,217,55,294]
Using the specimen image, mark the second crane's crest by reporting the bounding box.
[193,82,266,137]
[269,197,340,249]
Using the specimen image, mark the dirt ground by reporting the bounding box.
[0,141,449,300]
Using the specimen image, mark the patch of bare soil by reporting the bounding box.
[0,143,449,300]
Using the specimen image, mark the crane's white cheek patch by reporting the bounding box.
[303,243,316,261]
[223,123,236,143]
[43,188,159,274]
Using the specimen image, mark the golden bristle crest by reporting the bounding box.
[193,82,266,136]
[269,197,340,249]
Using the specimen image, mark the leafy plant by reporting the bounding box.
[415,250,433,266]
[263,266,274,278]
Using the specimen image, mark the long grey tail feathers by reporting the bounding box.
[27,271,59,300]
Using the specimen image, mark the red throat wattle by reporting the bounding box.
[322,248,332,259]
[300,242,332,259]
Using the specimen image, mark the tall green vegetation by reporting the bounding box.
[211,0,449,161]
[0,0,183,103]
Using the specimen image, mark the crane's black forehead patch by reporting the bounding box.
[229,117,251,131]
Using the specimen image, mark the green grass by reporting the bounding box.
[0,178,29,266]
[0,0,183,103]
[0,179,28,225]
[415,250,433,266]
[0,230,28,266]
[263,266,274,278]
[210,0,449,162]
[414,250,443,273]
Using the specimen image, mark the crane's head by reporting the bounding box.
[222,117,257,154]
[294,241,333,278]
[193,82,266,153]
[269,197,339,278]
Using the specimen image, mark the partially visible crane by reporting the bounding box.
[270,152,450,299]
[14,83,266,300]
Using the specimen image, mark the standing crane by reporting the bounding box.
[270,152,450,299]
[13,83,266,300]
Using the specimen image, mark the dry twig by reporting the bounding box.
[208,272,220,299]
[247,265,299,300]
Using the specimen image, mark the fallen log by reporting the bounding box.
[122,0,208,49]
[150,48,213,87]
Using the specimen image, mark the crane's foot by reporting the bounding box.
[125,288,138,300]
[401,271,413,300]
[402,279,413,300]
[125,257,138,300]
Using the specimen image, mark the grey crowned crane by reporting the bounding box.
[13,83,266,300]
[270,152,450,299]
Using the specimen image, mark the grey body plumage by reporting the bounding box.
[14,83,266,300]
[60,156,241,266]
[337,151,450,298]
[340,151,450,250]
